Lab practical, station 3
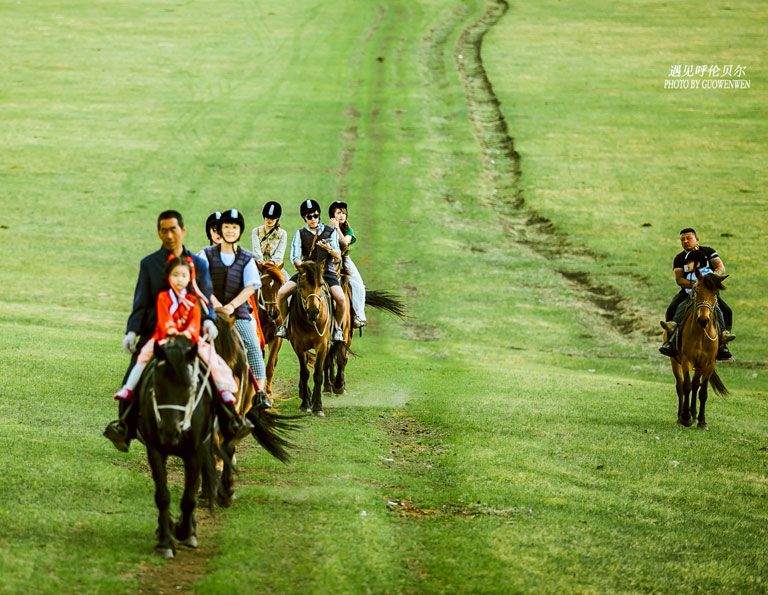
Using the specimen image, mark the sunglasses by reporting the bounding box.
[305,213,320,220]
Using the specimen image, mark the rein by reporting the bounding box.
[152,344,212,432]
[692,291,719,342]
[299,283,331,337]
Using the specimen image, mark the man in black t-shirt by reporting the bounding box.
[659,228,734,360]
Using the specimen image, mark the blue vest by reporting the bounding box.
[300,227,336,275]
[203,245,254,320]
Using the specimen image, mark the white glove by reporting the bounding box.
[122,331,137,354]
[203,319,218,341]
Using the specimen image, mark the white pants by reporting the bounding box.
[344,255,366,322]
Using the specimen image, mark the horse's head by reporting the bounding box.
[296,260,323,322]
[152,336,199,447]
[692,272,728,329]
[258,261,285,322]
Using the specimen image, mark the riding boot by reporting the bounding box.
[658,321,677,358]
[275,321,288,339]
[254,390,273,409]
[103,400,135,452]
[216,401,253,450]
[716,344,734,361]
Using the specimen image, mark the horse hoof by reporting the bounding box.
[333,388,346,396]
[697,423,709,431]
[312,410,325,417]
[178,535,198,548]
[154,547,174,559]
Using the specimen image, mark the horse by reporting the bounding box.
[287,260,332,416]
[256,261,286,400]
[136,336,219,559]
[665,270,729,429]
[323,274,407,396]
[207,309,296,507]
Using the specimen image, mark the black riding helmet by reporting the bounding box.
[300,199,321,218]
[328,200,347,219]
[262,201,282,219]
[217,208,245,242]
[205,211,222,244]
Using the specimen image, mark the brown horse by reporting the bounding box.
[665,270,729,429]
[287,260,331,416]
[256,261,285,400]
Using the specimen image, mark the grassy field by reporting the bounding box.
[1,0,766,593]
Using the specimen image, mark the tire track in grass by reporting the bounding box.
[454,0,655,337]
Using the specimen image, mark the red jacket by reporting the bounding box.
[153,289,201,343]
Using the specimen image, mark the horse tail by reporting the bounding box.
[365,289,407,319]
[328,337,357,363]
[201,435,219,515]
[247,409,302,464]
[710,369,729,396]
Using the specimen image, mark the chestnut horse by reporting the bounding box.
[256,261,286,400]
[665,270,729,429]
[287,260,331,416]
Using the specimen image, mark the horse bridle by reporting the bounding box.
[692,288,719,342]
[258,273,278,312]
[298,278,331,337]
[151,346,212,431]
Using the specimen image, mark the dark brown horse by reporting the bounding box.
[205,310,295,507]
[323,274,406,395]
[665,270,729,429]
[287,260,331,416]
[256,261,286,400]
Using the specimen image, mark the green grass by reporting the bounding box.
[1,0,766,593]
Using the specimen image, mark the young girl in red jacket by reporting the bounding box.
[114,255,238,403]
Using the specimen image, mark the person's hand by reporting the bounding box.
[182,330,193,340]
[202,319,218,340]
[167,327,179,336]
[222,303,235,316]
[122,331,137,354]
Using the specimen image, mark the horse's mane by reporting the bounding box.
[257,261,285,284]
[700,272,727,292]
[213,310,239,368]
[156,336,195,384]
[299,260,322,287]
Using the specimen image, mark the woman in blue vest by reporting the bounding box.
[202,209,271,409]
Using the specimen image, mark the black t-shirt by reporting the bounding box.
[672,246,718,270]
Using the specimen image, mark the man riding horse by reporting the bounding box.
[659,227,735,360]
[275,199,347,343]
[104,210,251,452]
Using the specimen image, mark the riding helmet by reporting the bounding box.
[217,208,245,240]
[328,200,348,218]
[262,201,282,219]
[300,199,321,218]
[205,211,222,243]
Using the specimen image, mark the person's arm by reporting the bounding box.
[155,292,178,341]
[674,267,695,289]
[710,256,725,274]
[289,229,303,269]
[318,230,342,264]
[193,253,217,322]
[221,259,259,316]
[273,229,287,265]
[251,227,265,262]
[184,301,202,341]
[126,259,151,334]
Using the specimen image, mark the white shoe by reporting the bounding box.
[353,316,366,328]
[275,324,288,339]
[333,328,344,342]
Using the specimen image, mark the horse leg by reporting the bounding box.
[679,362,693,427]
[690,374,700,421]
[697,378,710,430]
[175,454,200,548]
[323,351,333,394]
[311,350,326,417]
[264,338,281,399]
[298,352,311,412]
[333,344,347,395]
[217,441,236,508]
[671,360,684,424]
[147,448,175,559]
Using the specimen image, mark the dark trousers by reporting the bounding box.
[668,291,732,332]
